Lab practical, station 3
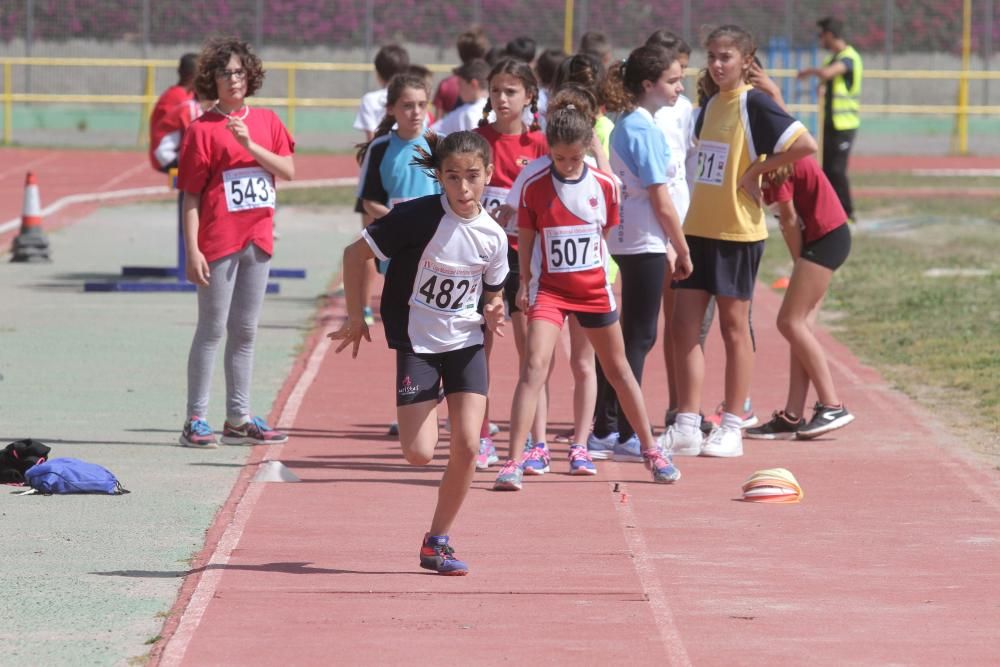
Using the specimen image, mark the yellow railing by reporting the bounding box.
[3,57,1000,152]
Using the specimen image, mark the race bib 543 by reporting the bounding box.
[223,167,275,212]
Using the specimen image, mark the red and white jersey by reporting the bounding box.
[153,99,205,169]
[177,107,294,263]
[474,125,548,243]
[518,164,620,312]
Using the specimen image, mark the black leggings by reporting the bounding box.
[822,127,856,218]
[593,253,666,440]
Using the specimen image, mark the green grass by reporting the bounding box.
[280,186,358,207]
[856,171,1000,190]
[759,200,999,454]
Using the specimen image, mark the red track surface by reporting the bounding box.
[150,281,1000,666]
[4,146,998,661]
[0,149,359,247]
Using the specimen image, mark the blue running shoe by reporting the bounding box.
[419,534,468,576]
[568,444,597,476]
[180,417,217,449]
[612,434,643,462]
[643,448,682,484]
[475,437,499,470]
[586,431,618,460]
[522,442,550,476]
[493,459,525,491]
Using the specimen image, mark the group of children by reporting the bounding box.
[168,25,856,577]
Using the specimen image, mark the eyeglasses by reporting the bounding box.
[217,68,247,80]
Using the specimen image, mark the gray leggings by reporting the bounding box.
[186,243,271,422]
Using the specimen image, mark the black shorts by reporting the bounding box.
[504,245,521,315]
[575,310,620,328]
[672,236,764,301]
[802,223,851,271]
[395,345,488,406]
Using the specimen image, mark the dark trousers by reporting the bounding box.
[822,126,856,219]
[593,253,666,441]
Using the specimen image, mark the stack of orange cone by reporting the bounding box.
[11,171,50,263]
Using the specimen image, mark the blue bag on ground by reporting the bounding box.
[25,457,129,495]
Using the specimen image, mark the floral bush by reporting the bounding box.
[0,0,996,53]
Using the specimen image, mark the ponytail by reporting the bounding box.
[603,44,677,114]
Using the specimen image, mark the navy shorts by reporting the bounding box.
[802,223,851,271]
[673,236,764,301]
[395,345,488,406]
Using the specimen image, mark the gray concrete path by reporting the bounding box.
[0,201,354,665]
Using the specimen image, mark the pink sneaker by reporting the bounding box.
[220,416,288,445]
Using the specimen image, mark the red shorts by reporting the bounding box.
[527,291,619,329]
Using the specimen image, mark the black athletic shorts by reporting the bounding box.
[672,236,764,301]
[802,223,851,271]
[395,345,488,406]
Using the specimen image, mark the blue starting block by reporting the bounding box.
[84,168,303,293]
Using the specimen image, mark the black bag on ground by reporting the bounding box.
[0,439,52,484]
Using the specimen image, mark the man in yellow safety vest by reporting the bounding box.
[798,17,862,222]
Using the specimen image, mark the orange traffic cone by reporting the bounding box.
[11,171,50,262]
[771,275,790,289]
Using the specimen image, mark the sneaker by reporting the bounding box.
[220,416,288,445]
[568,444,597,476]
[658,424,703,457]
[179,417,218,449]
[667,409,712,435]
[796,403,855,440]
[488,422,500,436]
[704,399,759,430]
[612,434,643,462]
[493,459,524,491]
[522,442,551,476]
[700,425,744,457]
[746,410,806,440]
[554,428,575,444]
[419,534,468,576]
[586,431,618,460]
[643,447,682,484]
[475,437,499,470]
[362,306,375,326]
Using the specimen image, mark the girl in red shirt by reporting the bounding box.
[749,156,854,439]
[177,38,295,449]
[493,100,681,491]
[473,58,548,470]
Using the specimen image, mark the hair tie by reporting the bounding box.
[566,103,576,110]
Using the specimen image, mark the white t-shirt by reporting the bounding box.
[653,94,695,221]
[430,97,488,136]
[354,88,388,134]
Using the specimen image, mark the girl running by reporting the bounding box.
[746,63,855,440]
[493,100,682,491]
[177,37,294,449]
[662,25,817,459]
[588,44,690,461]
[473,58,549,471]
[329,131,509,575]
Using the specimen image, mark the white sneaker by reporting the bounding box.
[658,425,703,457]
[700,426,744,458]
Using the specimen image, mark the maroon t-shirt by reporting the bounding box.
[763,156,847,244]
[433,75,461,116]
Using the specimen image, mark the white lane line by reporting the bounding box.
[157,319,337,666]
[0,177,359,236]
[613,490,693,667]
[97,160,151,191]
